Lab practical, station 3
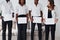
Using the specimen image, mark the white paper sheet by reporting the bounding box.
[18,17,27,24]
[33,17,42,23]
[45,18,55,24]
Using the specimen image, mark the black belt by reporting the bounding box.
[18,15,27,17]
[32,16,42,17]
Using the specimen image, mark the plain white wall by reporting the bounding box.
[54,0,60,37]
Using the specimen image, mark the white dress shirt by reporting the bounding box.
[29,3,43,23]
[29,3,43,16]
[15,4,29,24]
[1,1,14,21]
[43,6,59,24]
[15,4,29,15]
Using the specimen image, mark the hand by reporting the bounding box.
[30,17,33,22]
[55,19,58,23]
[0,16,2,19]
[43,18,46,22]
[16,18,18,22]
[41,18,43,22]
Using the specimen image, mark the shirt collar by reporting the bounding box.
[18,4,26,7]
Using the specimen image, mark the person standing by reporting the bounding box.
[0,0,14,40]
[29,0,43,40]
[43,0,59,40]
[15,0,29,40]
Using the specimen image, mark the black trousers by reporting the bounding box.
[2,20,12,40]
[31,22,42,40]
[45,24,56,40]
[17,24,27,40]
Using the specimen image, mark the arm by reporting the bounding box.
[15,5,19,22]
[26,13,29,23]
[16,13,18,22]
[29,10,33,22]
[10,2,14,18]
[55,6,59,23]
[29,10,31,19]
[40,4,43,22]
[40,11,43,22]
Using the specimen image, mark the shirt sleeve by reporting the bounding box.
[28,6,32,11]
[55,6,59,19]
[43,7,47,19]
[10,2,14,13]
[40,4,43,11]
[15,5,19,13]
[26,6,29,14]
[14,5,19,20]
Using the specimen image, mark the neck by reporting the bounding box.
[6,1,9,3]
[20,4,25,6]
[35,3,38,6]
